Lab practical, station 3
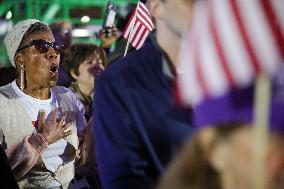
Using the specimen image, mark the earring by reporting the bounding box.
[20,64,25,90]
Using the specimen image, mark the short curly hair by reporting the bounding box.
[63,43,107,80]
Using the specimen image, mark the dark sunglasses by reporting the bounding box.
[17,39,64,54]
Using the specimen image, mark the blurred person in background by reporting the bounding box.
[99,24,118,55]
[92,0,195,188]
[49,21,73,87]
[158,0,284,188]
[50,21,72,49]
[157,77,284,189]
[63,43,107,189]
[1,19,87,188]
[63,43,107,122]
[103,4,136,66]
[97,4,136,66]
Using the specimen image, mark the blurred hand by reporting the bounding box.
[99,25,118,49]
[37,109,72,144]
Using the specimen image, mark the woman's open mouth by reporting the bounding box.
[49,64,58,77]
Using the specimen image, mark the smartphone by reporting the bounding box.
[102,1,116,31]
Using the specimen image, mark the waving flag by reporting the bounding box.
[123,0,155,49]
[178,0,284,105]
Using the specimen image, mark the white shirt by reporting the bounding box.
[11,81,86,188]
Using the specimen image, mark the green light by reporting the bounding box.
[42,3,61,23]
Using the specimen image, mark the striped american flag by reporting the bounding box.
[178,0,284,105]
[123,1,155,49]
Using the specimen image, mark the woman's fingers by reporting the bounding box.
[35,109,74,144]
[60,122,72,139]
[62,130,72,138]
[62,122,72,131]
[58,111,68,128]
[37,110,46,133]
[49,108,58,127]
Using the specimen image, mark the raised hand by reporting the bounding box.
[99,25,118,49]
[37,109,72,144]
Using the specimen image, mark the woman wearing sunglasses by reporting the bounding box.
[0,19,87,188]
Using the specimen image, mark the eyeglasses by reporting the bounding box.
[17,39,64,54]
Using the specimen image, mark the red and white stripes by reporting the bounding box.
[123,1,155,49]
[178,0,284,105]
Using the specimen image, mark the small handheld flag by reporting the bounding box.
[123,0,154,53]
[178,0,284,106]
[177,2,284,188]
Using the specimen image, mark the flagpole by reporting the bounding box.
[252,73,271,189]
[123,2,139,57]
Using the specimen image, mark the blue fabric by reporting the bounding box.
[93,37,194,189]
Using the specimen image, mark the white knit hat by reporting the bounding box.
[4,19,40,67]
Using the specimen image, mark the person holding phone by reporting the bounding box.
[99,25,118,51]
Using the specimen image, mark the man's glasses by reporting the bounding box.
[17,39,64,54]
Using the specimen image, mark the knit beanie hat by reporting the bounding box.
[4,19,39,67]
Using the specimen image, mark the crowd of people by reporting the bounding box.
[0,0,284,189]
